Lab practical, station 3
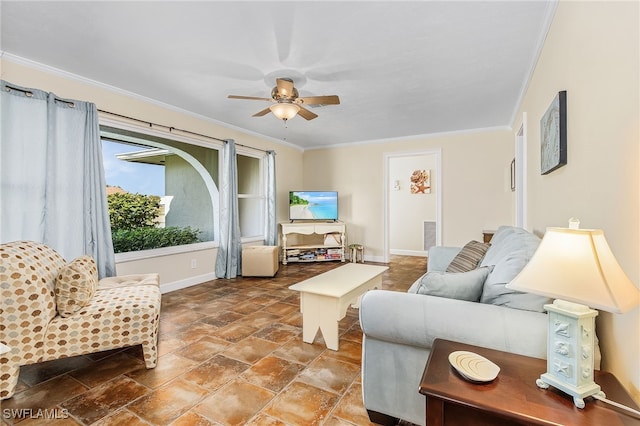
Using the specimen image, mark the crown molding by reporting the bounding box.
[0,52,304,153]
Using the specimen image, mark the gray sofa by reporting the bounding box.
[359,226,600,425]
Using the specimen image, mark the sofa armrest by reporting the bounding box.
[427,246,462,272]
[360,290,548,359]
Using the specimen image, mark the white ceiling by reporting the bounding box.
[1,1,556,150]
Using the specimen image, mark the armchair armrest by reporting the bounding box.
[98,273,160,289]
[360,290,548,359]
[427,246,461,272]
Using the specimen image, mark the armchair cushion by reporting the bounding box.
[55,255,98,318]
[416,267,490,302]
[445,240,490,273]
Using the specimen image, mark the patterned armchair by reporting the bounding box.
[0,241,161,399]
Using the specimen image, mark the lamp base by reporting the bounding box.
[536,373,605,408]
[540,299,602,409]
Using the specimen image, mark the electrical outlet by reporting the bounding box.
[191,259,197,269]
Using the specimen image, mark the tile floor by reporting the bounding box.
[1,255,427,426]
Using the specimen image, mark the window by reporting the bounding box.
[100,125,219,253]
[237,153,264,239]
[100,122,269,254]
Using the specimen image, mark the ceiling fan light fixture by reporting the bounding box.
[270,103,300,121]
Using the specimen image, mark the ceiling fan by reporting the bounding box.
[228,78,340,121]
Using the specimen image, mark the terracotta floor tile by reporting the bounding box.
[222,336,280,364]
[235,311,281,329]
[241,356,305,392]
[244,413,288,426]
[324,417,359,426]
[264,381,339,426]
[17,356,93,387]
[262,301,298,316]
[177,322,221,345]
[13,414,81,426]
[340,325,364,345]
[323,339,362,365]
[173,336,230,363]
[2,375,88,411]
[198,310,245,327]
[157,333,188,356]
[296,356,360,395]
[273,339,325,365]
[160,308,208,325]
[91,409,150,425]
[169,411,217,426]
[193,380,274,426]
[126,353,197,389]
[278,311,303,328]
[60,376,149,424]
[210,322,258,343]
[227,300,265,315]
[331,382,376,425]
[127,377,209,424]
[252,323,300,344]
[182,354,250,391]
[69,351,144,388]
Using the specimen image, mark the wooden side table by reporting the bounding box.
[419,339,640,425]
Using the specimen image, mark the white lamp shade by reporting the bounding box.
[506,227,640,313]
[270,103,300,120]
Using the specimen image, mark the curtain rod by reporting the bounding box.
[5,83,273,154]
[97,109,273,154]
[4,83,76,107]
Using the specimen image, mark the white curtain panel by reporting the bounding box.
[0,81,115,278]
[265,150,277,246]
[215,139,242,278]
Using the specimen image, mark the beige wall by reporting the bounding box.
[1,58,303,289]
[302,129,514,260]
[512,0,639,401]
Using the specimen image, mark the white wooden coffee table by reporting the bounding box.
[288,263,388,350]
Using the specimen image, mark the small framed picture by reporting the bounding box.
[540,91,567,175]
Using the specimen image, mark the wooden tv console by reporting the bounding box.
[280,221,346,264]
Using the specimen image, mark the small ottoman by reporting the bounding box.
[242,245,280,277]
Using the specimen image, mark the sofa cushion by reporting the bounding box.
[480,232,552,312]
[446,240,490,273]
[480,226,526,267]
[416,267,490,302]
[55,255,98,317]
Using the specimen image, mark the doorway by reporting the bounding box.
[383,150,442,263]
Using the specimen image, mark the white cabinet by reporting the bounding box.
[280,221,346,264]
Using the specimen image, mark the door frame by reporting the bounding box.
[383,149,442,263]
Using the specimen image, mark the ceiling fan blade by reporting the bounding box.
[252,107,272,117]
[228,95,273,101]
[276,78,295,97]
[298,95,340,105]
[297,106,318,121]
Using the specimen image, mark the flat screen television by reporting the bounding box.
[289,191,338,221]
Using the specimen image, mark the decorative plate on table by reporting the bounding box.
[448,351,500,383]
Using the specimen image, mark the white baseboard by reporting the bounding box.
[390,249,428,257]
[160,272,217,294]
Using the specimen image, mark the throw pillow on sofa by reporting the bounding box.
[446,240,490,273]
[416,267,490,302]
[480,233,552,312]
[55,255,98,317]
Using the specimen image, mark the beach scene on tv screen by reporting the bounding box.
[290,192,338,220]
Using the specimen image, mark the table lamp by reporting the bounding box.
[506,220,640,409]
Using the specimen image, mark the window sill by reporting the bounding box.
[114,241,218,263]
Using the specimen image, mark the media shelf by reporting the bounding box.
[280,221,346,265]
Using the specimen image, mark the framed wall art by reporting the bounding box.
[540,90,567,175]
[410,169,431,194]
